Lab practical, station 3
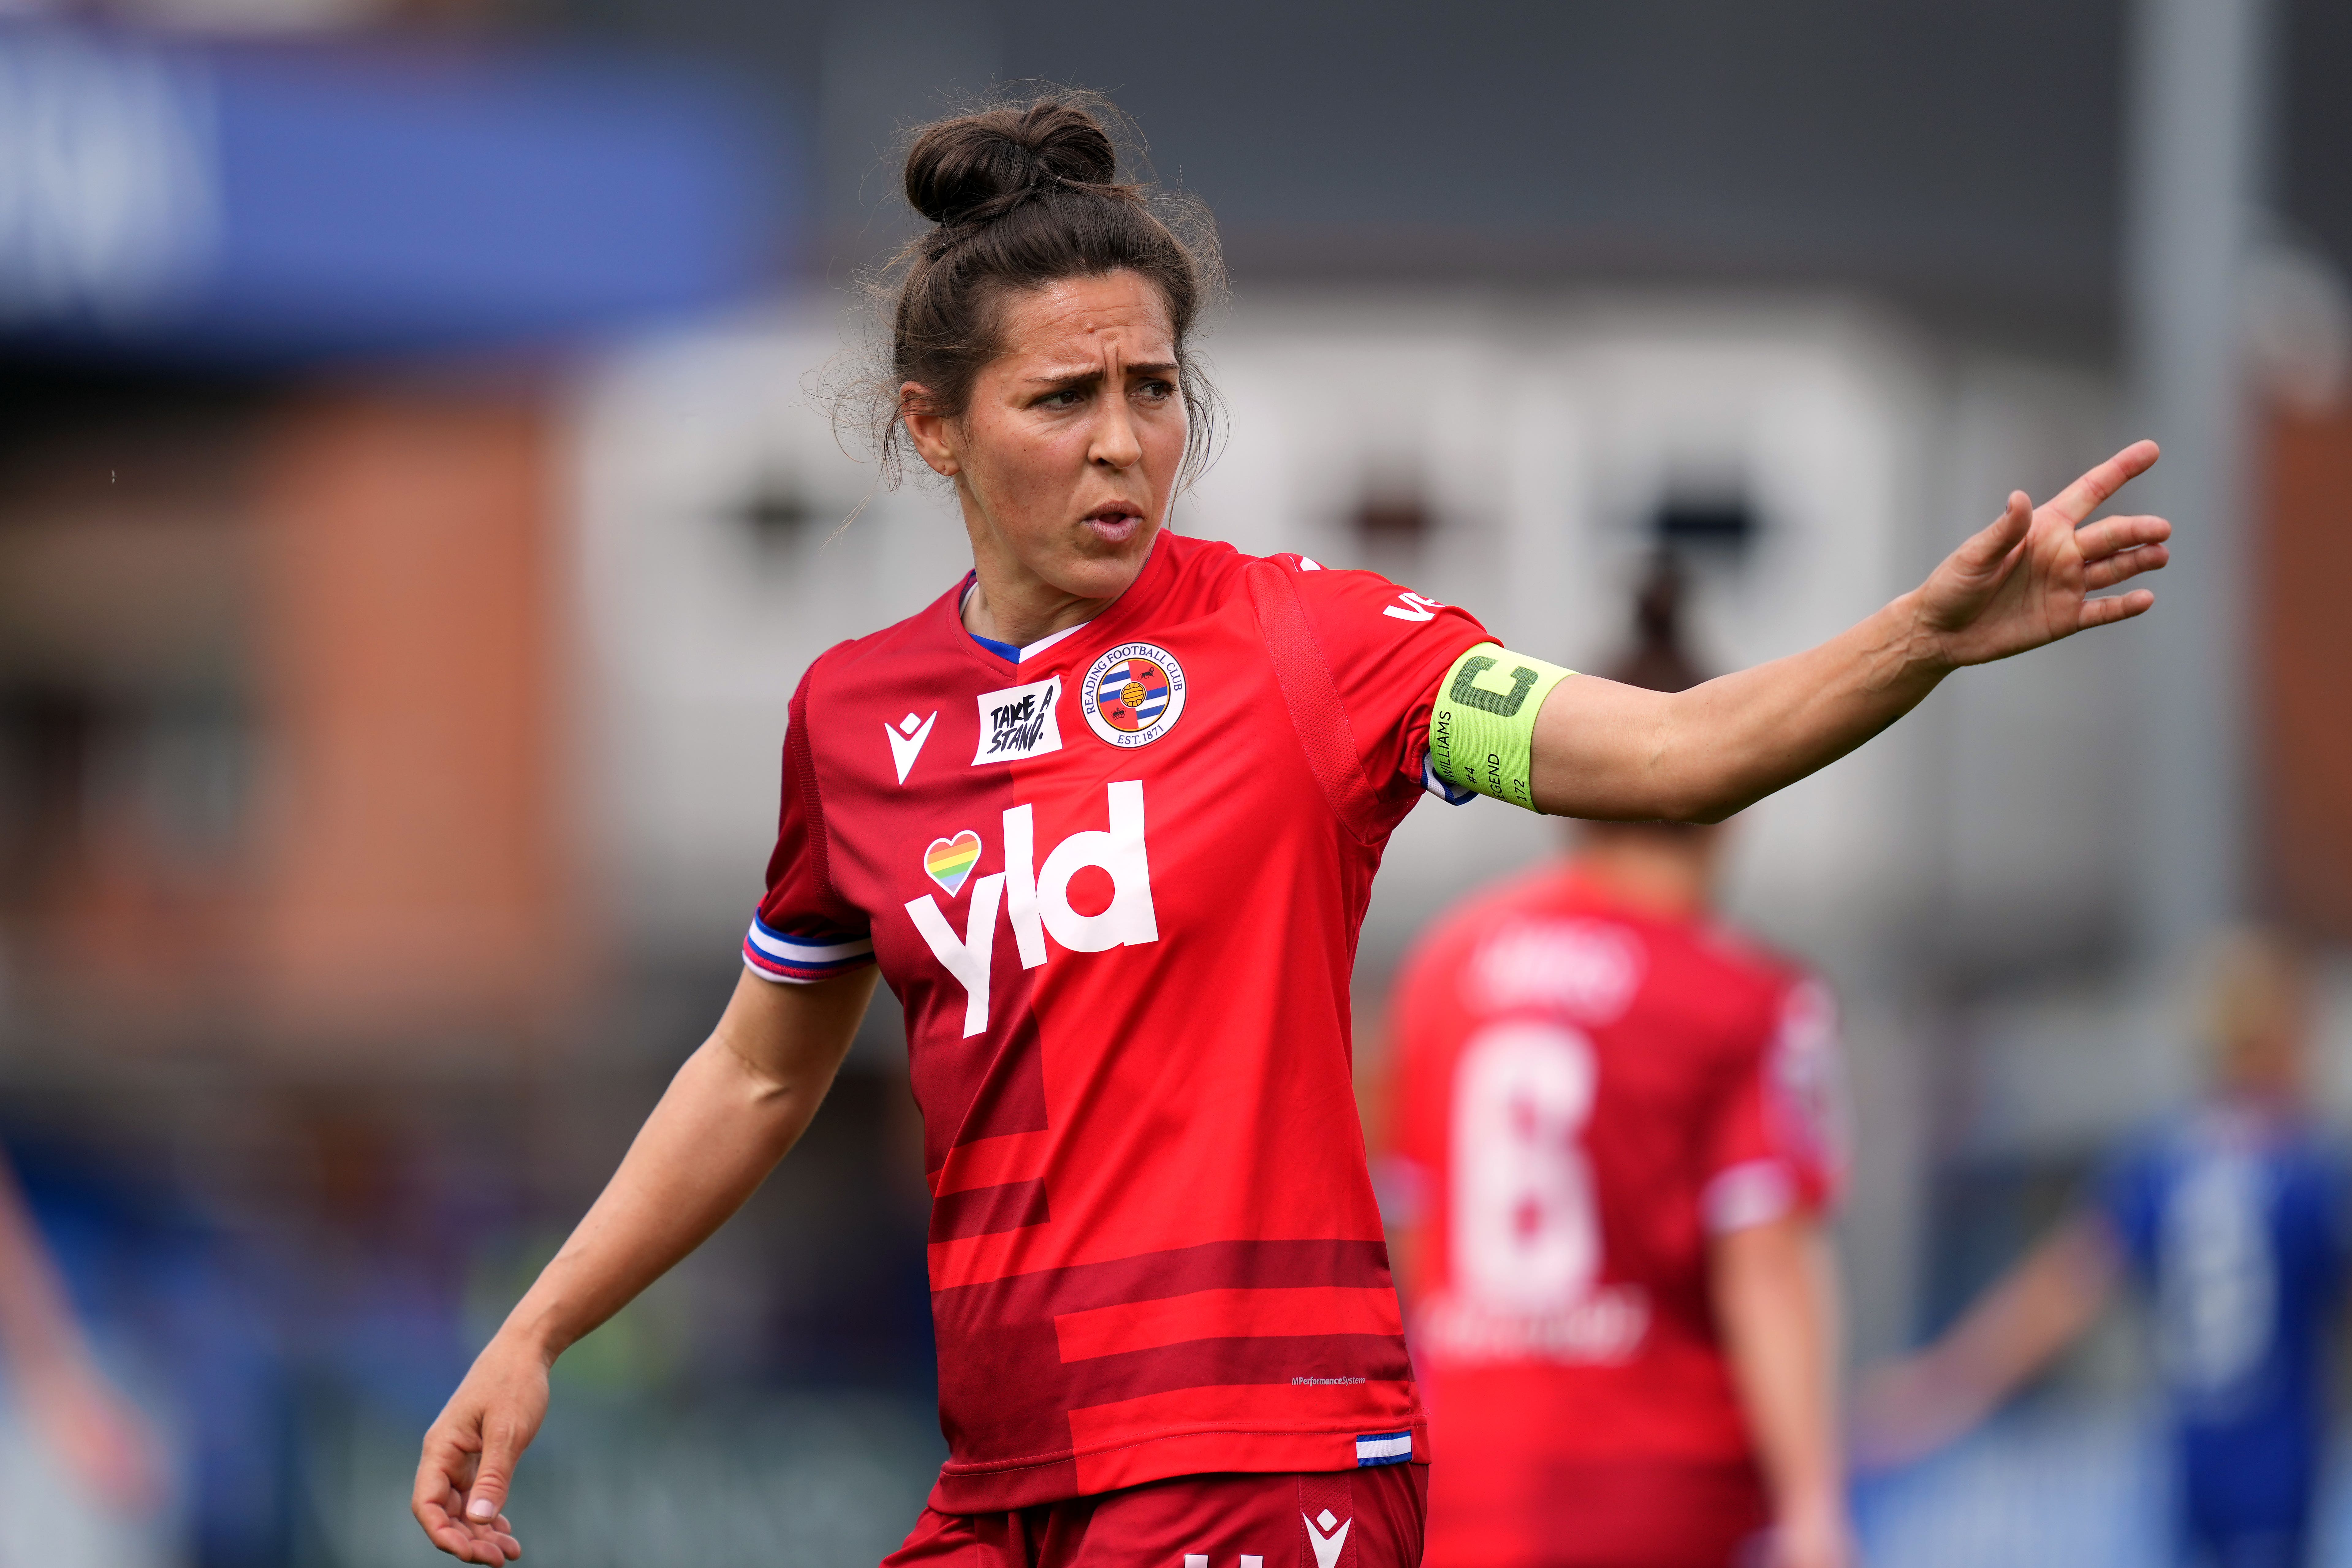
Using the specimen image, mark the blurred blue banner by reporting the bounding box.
[0,24,785,359]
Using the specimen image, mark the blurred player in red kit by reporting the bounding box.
[1386,560,1850,1568]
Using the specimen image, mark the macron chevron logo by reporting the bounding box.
[1304,1509,1351,1568]
[886,711,937,784]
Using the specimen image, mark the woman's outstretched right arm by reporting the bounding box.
[412,965,880,1566]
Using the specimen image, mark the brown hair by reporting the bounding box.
[1583,552,1715,837]
[858,92,1224,490]
[1606,550,1710,695]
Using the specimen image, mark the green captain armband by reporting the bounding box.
[1427,642,1576,811]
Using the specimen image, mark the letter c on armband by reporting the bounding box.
[1427,642,1576,811]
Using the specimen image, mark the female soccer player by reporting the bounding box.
[1386,559,1850,1568]
[412,94,2171,1568]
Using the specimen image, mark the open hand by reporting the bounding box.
[1914,440,2171,668]
[412,1338,547,1565]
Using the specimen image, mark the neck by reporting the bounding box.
[962,572,1106,651]
[1569,831,1716,918]
[960,518,1159,649]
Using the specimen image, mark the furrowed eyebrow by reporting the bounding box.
[1021,360,1181,387]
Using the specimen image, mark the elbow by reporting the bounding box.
[1679,795,1745,827]
[1551,794,1741,827]
[1539,780,1742,826]
[1648,783,1745,827]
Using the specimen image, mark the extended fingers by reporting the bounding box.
[2072,511,2172,559]
[2045,439,2160,525]
[2083,542,2170,590]
[2078,587,2156,630]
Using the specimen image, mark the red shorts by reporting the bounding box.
[883,1465,1429,1568]
[1426,1456,1768,1568]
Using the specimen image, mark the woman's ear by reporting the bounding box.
[900,383,960,478]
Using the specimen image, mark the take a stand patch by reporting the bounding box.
[974,676,1063,764]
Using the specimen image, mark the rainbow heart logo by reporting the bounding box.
[924,831,983,897]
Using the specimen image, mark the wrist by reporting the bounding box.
[1882,590,1956,685]
[1775,1483,1846,1525]
[492,1306,571,1370]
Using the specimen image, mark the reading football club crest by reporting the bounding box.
[1083,641,1186,748]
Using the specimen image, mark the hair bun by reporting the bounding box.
[1607,551,1710,694]
[904,100,1122,226]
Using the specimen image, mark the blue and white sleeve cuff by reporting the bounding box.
[1420,751,1478,806]
[743,915,876,984]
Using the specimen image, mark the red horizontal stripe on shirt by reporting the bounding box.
[1069,1428,1356,1500]
[931,1130,1053,1197]
[1054,1286,1404,1362]
[928,1225,1060,1290]
[930,1179,1051,1243]
[1064,1379,1422,1490]
[931,1233,1394,1304]
[1057,1333,1415,1412]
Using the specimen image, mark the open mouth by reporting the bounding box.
[1083,503,1145,541]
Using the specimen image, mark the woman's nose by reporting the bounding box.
[1090,402,1143,469]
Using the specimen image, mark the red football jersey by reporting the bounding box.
[1384,865,1844,1568]
[745,532,1492,1511]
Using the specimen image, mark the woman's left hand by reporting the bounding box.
[1910,439,2171,669]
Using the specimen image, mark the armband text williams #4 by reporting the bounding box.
[1427,643,1576,811]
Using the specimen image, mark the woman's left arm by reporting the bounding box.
[1530,441,2170,822]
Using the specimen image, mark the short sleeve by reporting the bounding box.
[1699,978,1848,1232]
[1273,556,1496,809]
[743,664,876,985]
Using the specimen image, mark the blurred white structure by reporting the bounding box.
[567,288,2139,1353]
[572,292,2130,966]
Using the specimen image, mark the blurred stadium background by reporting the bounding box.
[0,0,2348,1563]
